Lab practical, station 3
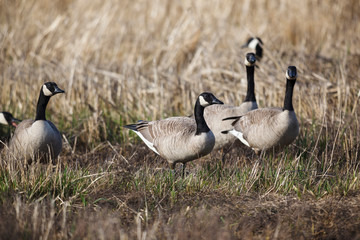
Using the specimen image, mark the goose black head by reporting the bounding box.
[198,92,224,107]
[241,37,263,49]
[241,37,264,60]
[286,66,297,80]
[244,52,257,66]
[42,82,65,97]
[0,112,20,127]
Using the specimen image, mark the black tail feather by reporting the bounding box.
[123,124,139,131]
[222,116,242,121]
[123,120,148,131]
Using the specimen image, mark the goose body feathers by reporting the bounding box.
[204,101,258,149]
[124,92,223,169]
[227,108,299,152]
[10,119,62,160]
[127,117,215,168]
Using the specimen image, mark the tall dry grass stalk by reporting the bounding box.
[0,0,359,146]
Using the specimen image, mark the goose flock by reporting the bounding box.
[1,37,299,173]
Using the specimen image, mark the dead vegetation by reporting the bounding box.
[0,0,360,239]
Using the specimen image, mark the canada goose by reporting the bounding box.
[203,52,258,151]
[222,66,299,153]
[0,112,20,127]
[9,82,65,162]
[241,37,264,61]
[124,92,224,174]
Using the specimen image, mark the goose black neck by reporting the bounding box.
[256,45,263,60]
[283,79,296,111]
[194,100,210,135]
[35,90,50,121]
[244,65,256,102]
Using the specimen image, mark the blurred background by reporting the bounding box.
[1,0,359,148]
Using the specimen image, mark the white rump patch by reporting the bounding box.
[248,38,260,50]
[229,129,250,147]
[0,113,7,125]
[199,96,210,107]
[42,85,53,96]
[133,131,160,155]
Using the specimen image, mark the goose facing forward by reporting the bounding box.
[124,92,224,171]
[204,52,258,150]
[241,37,264,61]
[223,66,299,153]
[0,112,20,127]
[10,82,65,162]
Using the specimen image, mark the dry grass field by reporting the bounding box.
[0,0,360,239]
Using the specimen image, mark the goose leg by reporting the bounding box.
[181,163,186,177]
[220,145,231,164]
[170,162,176,176]
[258,149,266,168]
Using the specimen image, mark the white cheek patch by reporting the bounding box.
[0,113,8,125]
[199,96,210,107]
[248,38,260,50]
[42,85,53,96]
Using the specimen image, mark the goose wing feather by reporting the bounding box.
[233,108,299,150]
[129,117,214,165]
[233,108,282,149]
[204,102,258,149]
